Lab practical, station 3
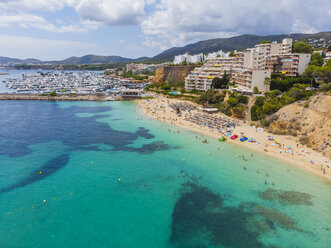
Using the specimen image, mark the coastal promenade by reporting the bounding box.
[137,95,331,181]
[0,93,106,101]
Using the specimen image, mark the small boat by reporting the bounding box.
[202,139,209,144]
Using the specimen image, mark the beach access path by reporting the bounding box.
[137,95,331,181]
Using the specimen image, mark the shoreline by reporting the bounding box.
[0,93,107,101]
[136,95,331,182]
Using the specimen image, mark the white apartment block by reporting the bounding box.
[185,57,234,91]
[173,53,205,64]
[206,50,230,59]
[185,38,311,92]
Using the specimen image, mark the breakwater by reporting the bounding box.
[0,93,106,101]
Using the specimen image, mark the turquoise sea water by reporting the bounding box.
[0,100,330,248]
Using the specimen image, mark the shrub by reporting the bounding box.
[262,102,279,115]
[253,87,259,94]
[254,96,266,106]
[260,119,270,127]
[233,106,245,118]
[251,105,258,121]
[49,91,57,96]
[237,95,248,104]
[218,102,232,116]
[161,84,171,91]
[226,97,238,107]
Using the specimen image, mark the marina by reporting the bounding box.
[1,70,149,96]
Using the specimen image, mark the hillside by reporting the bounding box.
[45,55,133,65]
[152,32,331,61]
[267,94,331,158]
[0,56,41,64]
[2,31,331,65]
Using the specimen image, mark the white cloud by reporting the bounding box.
[68,0,147,26]
[0,0,64,12]
[0,13,96,32]
[0,35,113,60]
[0,0,154,32]
[142,0,331,49]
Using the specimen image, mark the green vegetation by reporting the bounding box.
[292,41,313,53]
[211,72,230,89]
[197,90,248,118]
[253,86,259,94]
[309,52,324,67]
[260,40,271,44]
[304,58,331,86]
[161,84,171,91]
[122,70,148,81]
[229,51,235,57]
[270,74,312,91]
[49,91,57,97]
[250,83,314,122]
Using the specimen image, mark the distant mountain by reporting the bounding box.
[152,32,331,61]
[2,31,331,65]
[0,56,41,64]
[0,55,133,65]
[45,55,133,65]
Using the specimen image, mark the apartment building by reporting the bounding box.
[265,53,311,77]
[242,38,293,69]
[185,38,311,92]
[232,69,271,92]
[126,63,166,74]
[325,52,331,64]
[185,57,234,91]
[174,53,205,64]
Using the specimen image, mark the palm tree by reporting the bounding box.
[264,77,271,92]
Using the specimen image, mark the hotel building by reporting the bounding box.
[265,53,311,77]
[185,38,311,92]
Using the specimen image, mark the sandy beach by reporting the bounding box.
[137,95,331,181]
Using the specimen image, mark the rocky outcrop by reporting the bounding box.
[153,66,195,86]
[267,94,331,157]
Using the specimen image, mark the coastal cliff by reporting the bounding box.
[153,66,195,86]
[268,94,331,157]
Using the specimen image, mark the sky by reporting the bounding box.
[0,0,330,60]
